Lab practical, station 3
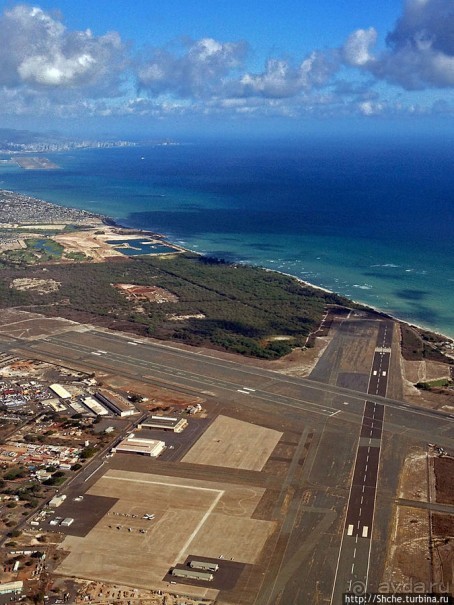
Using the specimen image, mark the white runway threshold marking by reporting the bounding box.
[105,476,225,565]
[347,524,354,536]
[362,526,369,538]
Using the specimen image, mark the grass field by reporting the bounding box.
[56,470,275,594]
[181,415,282,471]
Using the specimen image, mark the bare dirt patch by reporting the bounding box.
[54,226,125,262]
[432,513,454,590]
[383,506,431,588]
[181,415,282,471]
[433,513,454,537]
[114,283,179,303]
[167,313,206,321]
[11,276,60,294]
[398,449,428,502]
[434,457,454,505]
[383,447,431,588]
[75,579,212,605]
[101,374,205,408]
[254,337,331,377]
[403,359,451,384]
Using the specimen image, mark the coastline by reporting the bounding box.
[120,218,452,343]
[112,216,454,344]
[1,187,453,344]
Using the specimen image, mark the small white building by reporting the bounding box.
[60,517,74,527]
[49,494,66,508]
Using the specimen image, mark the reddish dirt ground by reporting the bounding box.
[434,457,454,505]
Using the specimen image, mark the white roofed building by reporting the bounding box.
[139,416,188,432]
[83,396,109,416]
[49,384,72,399]
[113,435,165,457]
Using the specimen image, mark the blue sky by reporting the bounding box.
[0,0,452,137]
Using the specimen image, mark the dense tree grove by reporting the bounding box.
[0,253,354,359]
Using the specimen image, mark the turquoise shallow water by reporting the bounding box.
[0,137,452,337]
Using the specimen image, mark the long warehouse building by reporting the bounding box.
[82,396,109,416]
[95,390,137,417]
[138,416,188,432]
[189,560,219,572]
[171,569,213,582]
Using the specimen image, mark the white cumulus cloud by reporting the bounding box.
[343,28,377,66]
[138,37,248,98]
[343,0,454,89]
[0,5,127,94]
[230,50,340,98]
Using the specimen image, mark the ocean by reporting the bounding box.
[0,136,452,337]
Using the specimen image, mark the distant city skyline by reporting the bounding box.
[0,0,452,137]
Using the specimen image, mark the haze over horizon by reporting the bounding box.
[0,0,452,138]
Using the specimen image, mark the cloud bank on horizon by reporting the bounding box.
[0,0,453,128]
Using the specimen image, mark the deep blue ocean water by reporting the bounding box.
[0,137,452,337]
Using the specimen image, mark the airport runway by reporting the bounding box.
[331,321,391,602]
[4,326,452,446]
[0,315,453,604]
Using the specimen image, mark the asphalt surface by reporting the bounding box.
[331,321,391,602]
[0,314,453,604]
[2,328,452,445]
